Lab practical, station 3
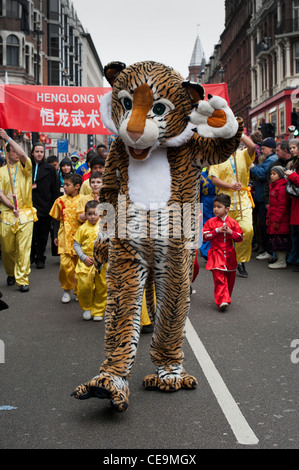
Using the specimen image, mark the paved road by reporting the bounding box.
[0,247,298,450]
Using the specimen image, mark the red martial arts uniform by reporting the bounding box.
[203,215,243,307]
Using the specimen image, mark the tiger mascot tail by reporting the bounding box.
[71,60,243,412]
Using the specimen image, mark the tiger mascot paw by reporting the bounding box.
[181,372,198,390]
[189,94,238,139]
[71,373,130,412]
[143,368,198,393]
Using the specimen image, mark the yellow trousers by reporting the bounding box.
[76,264,107,318]
[0,220,33,286]
[229,208,253,263]
[141,291,152,326]
[59,253,78,292]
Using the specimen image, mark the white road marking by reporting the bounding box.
[185,317,259,446]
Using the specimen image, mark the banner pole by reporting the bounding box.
[1,139,18,211]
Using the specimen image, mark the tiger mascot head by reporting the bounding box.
[100,61,208,161]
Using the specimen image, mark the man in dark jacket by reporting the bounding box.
[31,143,60,268]
[250,137,278,260]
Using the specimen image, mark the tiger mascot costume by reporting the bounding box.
[71,61,243,412]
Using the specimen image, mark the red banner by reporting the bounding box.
[0,83,230,134]
[0,85,113,135]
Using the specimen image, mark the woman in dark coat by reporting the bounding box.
[31,142,60,268]
[285,152,299,272]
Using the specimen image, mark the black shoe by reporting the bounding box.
[0,299,9,310]
[293,266,299,272]
[19,285,29,293]
[7,276,15,286]
[237,263,248,278]
[141,324,154,334]
[36,260,45,269]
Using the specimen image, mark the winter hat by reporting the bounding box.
[271,165,285,179]
[261,137,276,149]
[70,152,79,160]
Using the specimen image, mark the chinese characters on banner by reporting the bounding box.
[0,85,113,135]
[0,83,230,135]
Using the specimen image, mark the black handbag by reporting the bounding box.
[285,180,299,198]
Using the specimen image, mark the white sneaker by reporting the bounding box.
[74,295,79,302]
[62,290,71,303]
[93,316,104,321]
[219,302,229,311]
[256,251,272,260]
[83,310,92,320]
[268,260,287,269]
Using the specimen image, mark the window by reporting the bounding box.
[279,107,285,134]
[48,24,60,57]
[48,0,60,21]
[48,60,60,85]
[269,109,277,133]
[7,35,19,66]
[6,0,19,17]
[294,0,299,30]
[295,41,299,73]
[25,45,30,74]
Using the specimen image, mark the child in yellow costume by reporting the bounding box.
[0,128,37,292]
[49,173,83,303]
[80,156,105,196]
[77,172,102,221]
[77,173,153,328]
[74,200,107,321]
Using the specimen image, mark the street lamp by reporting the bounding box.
[32,25,44,85]
[62,68,71,85]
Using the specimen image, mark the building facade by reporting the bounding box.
[249,0,299,139]
[202,1,252,132]
[202,0,299,139]
[0,0,105,155]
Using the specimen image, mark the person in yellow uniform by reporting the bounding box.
[0,128,37,292]
[49,173,83,303]
[77,171,154,329]
[209,134,256,278]
[74,200,107,321]
[77,172,102,221]
[80,157,105,196]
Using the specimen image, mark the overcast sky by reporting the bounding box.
[71,0,225,84]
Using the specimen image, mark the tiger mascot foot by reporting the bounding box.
[71,373,130,412]
[142,367,198,393]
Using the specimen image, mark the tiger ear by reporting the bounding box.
[182,81,205,105]
[104,62,126,86]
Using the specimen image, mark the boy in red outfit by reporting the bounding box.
[203,194,243,311]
